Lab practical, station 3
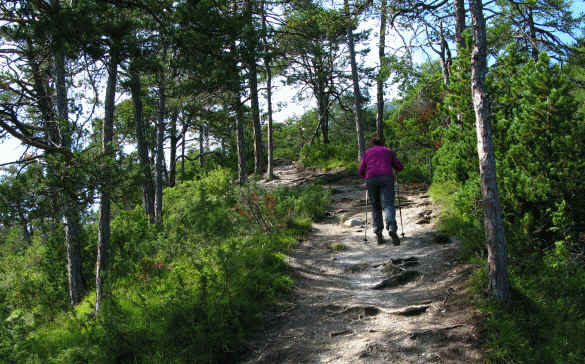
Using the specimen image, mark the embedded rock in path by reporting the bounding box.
[371,270,421,290]
[344,218,364,227]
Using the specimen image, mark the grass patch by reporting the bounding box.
[329,242,347,252]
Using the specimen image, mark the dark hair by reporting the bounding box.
[369,136,384,147]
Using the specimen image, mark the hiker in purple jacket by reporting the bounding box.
[358,136,404,245]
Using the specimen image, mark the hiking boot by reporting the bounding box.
[389,231,401,246]
[376,232,385,245]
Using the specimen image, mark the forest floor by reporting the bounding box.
[243,162,484,363]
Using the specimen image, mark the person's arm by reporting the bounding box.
[358,153,367,178]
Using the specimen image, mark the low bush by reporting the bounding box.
[0,168,331,363]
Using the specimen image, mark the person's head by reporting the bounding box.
[369,136,384,147]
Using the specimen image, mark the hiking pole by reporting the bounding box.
[363,190,368,242]
[396,174,405,238]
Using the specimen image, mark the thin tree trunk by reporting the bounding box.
[454,0,466,52]
[55,39,84,307]
[527,7,539,62]
[199,124,204,168]
[262,0,275,179]
[247,0,265,175]
[154,80,165,224]
[169,110,178,187]
[129,66,155,222]
[469,0,510,300]
[376,0,387,142]
[234,96,248,185]
[345,0,365,160]
[317,90,329,144]
[95,41,119,316]
[439,22,452,86]
[181,120,187,183]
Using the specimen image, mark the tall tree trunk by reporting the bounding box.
[154,79,165,224]
[345,0,366,160]
[246,0,265,175]
[129,66,155,222]
[169,110,178,187]
[95,41,119,316]
[262,0,275,179]
[469,0,510,300]
[55,38,84,307]
[376,0,387,142]
[454,0,466,52]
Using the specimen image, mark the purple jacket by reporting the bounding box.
[358,145,404,180]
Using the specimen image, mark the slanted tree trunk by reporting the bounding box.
[439,21,452,86]
[344,0,365,160]
[154,79,165,224]
[55,39,84,307]
[95,41,119,315]
[469,0,510,300]
[376,0,387,142]
[527,7,539,62]
[129,65,155,222]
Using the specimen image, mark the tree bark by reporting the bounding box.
[234,95,248,185]
[247,0,265,175]
[376,0,387,143]
[345,0,366,160]
[262,0,275,179]
[439,22,452,86]
[527,7,539,62]
[469,0,510,300]
[454,0,466,52]
[95,41,119,316]
[154,79,165,224]
[169,110,178,187]
[129,65,155,222]
[55,38,84,307]
[317,89,329,144]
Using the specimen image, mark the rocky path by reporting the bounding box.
[244,164,482,363]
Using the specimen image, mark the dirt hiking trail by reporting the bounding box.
[244,163,483,363]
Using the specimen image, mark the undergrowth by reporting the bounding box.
[0,168,330,363]
[430,182,585,364]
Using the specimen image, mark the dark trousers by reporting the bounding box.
[366,175,397,234]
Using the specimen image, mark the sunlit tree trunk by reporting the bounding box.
[96,41,119,315]
[469,0,510,300]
